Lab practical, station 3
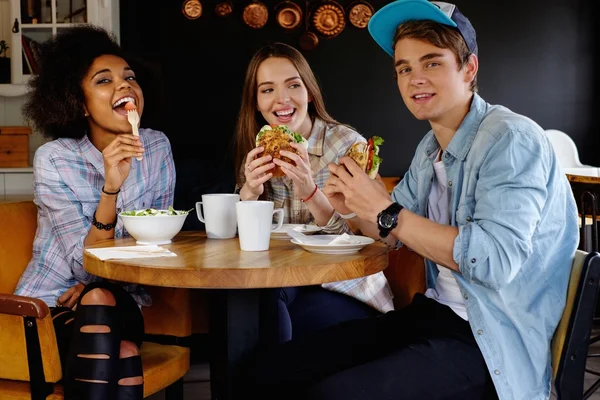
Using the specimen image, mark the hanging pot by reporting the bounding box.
[299,31,319,51]
[182,0,203,20]
[275,1,303,31]
[312,1,346,38]
[243,1,269,29]
[215,1,233,17]
[347,1,374,29]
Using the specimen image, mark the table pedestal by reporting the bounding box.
[209,289,276,400]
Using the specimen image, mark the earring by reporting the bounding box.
[84,112,89,117]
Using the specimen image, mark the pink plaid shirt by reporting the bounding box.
[15,129,175,307]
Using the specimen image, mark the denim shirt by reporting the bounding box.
[392,94,578,400]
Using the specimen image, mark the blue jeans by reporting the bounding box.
[268,285,380,343]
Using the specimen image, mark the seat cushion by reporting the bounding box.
[0,380,64,399]
[0,341,190,399]
[141,342,190,397]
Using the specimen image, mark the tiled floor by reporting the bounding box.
[148,336,600,400]
[147,360,210,400]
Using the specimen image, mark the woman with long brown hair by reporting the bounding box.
[234,42,393,343]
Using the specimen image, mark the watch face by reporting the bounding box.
[380,213,394,228]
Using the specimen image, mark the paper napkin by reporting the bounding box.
[328,233,363,245]
[85,245,177,261]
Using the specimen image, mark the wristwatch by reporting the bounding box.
[377,202,403,238]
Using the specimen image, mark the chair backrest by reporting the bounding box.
[384,246,426,309]
[552,250,600,397]
[545,129,587,169]
[382,177,400,194]
[0,201,37,294]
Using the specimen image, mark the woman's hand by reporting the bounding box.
[241,146,274,200]
[57,283,85,309]
[274,143,315,199]
[102,134,145,193]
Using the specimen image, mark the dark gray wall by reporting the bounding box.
[120,0,599,226]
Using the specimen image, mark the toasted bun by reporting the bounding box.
[256,126,301,177]
[345,142,369,172]
[345,141,381,179]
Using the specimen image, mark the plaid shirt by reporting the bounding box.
[263,118,394,313]
[14,129,176,307]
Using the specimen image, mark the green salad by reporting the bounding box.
[120,206,192,216]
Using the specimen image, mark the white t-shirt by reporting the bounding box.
[424,151,468,321]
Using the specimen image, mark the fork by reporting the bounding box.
[126,106,142,161]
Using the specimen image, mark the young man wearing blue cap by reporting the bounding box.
[248,1,579,399]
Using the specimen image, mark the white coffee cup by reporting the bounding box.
[236,201,284,251]
[196,194,240,239]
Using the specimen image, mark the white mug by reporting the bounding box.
[236,201,284,251]
[196,194,240,239]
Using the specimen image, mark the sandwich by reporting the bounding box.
[345,136,384,179]
[255,125,309,177]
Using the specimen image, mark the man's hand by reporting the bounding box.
[324,163,353,215]
[332,156,393,223]
[57,283,85,309]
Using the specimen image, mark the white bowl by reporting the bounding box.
[119,210,189,245]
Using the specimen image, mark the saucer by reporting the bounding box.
[290,234,374,254]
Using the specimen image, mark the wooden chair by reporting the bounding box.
[0,201,191,399]
[551,250,600,399]
[379,176,427,309]
[381,176,401,194]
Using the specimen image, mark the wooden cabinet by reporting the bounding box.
[0,0,120,97]
[0,125,31,167]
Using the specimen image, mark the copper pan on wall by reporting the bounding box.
[275,1,303,31]
[347,1,374,29]
[182,0,202,20]
[311,0,346,38]
[299,31,319,51]
[215,1,233,17]
[243,1,269,29]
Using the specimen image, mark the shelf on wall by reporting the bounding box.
[0,84,28,97]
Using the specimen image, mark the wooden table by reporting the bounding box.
[84,231,389,400]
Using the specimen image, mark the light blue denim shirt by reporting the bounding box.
[392,94,578,400]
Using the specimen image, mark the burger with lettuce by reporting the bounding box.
[345,136,384,179]
[255,125,309,177]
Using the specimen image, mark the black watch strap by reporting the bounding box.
[377,202,403,238]
[92,211,118,231]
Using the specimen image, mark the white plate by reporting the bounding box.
[291,235,375,254]
[271,224,323,240]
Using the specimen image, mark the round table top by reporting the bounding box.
[83,231,389,289]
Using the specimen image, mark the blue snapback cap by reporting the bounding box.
[368,0,478,57]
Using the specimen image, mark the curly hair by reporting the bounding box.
[22,25,125,140]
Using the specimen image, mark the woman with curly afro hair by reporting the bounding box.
[15,25,176,400]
